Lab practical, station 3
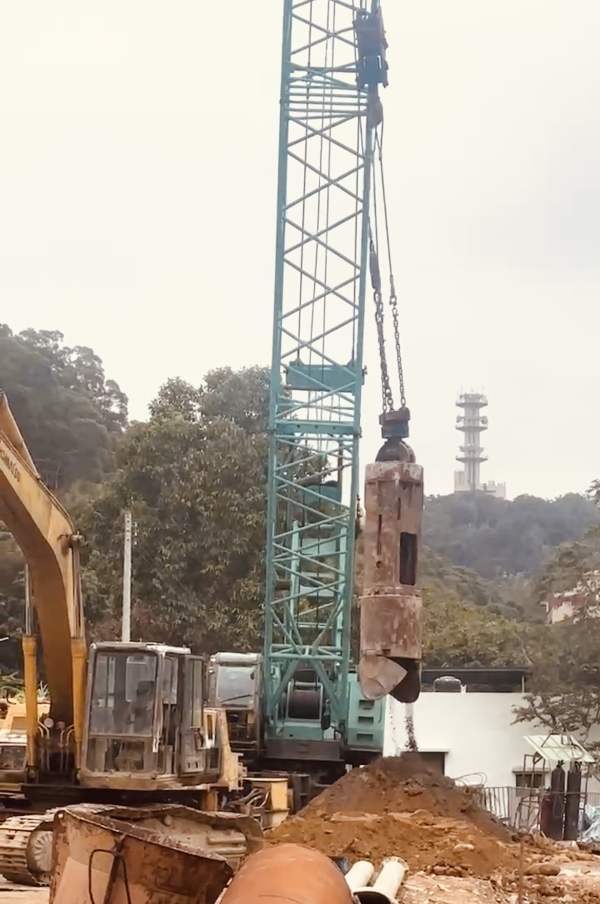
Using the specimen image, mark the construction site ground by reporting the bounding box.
[3,755,600,903]
[0,879,47,904]
[3,861,600,904]
[269,754,600,903]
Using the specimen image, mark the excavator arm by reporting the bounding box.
[0,393,86,768]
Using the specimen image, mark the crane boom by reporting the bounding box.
[263,0,386,763]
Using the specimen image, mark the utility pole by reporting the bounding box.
[122,511,133,642]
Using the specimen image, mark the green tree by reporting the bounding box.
[421,580,536,669]
[0,325,128,487]
[0,533,25,674]
[0,326,129,664]
[513,521,600,741]
[353,535,536,667]
[77,369,270,654]
[420,549,509,613]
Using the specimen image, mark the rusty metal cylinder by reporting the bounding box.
[358,458,424,703]
[218,844,355,904]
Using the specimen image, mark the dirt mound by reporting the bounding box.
[303,754,510,839]
[269,810,518,877]
[268,755,519,878]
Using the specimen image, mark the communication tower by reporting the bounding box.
[455,393,488,492]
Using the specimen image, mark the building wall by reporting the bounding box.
[384,694,600,792]
[545,599,578,624]
[453,471,506,499]
[543,574,600,623]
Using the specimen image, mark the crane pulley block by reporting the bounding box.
[379,407,411,444]
[358,441,424,704]
[354,9,389,91]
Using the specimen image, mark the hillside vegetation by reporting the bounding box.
[2,324,600,740]
[424,491,598,581]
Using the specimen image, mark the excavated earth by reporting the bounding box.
[270,754,517,876]
[269,754,600,903]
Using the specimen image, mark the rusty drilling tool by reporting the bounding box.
[358,408,424,703]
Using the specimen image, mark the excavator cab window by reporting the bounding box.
[0,743,26,772]
[86,650,160,774]
[90,651,157,737]
[180,656,212,774]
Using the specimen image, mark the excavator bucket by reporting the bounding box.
[50,805,265,904]
[358,441,424,704]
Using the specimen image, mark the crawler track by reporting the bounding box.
[0,814,54,886]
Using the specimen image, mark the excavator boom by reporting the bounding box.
[0,393,272,887]
[0,393,85,749]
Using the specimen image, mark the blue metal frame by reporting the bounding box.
[264,0,380,743]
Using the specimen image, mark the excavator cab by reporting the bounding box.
[81,642,223,790]
[208,653,262,766]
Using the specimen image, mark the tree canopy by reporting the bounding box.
[424,492,598,581]
[4,319,600,726]
[0,533,26,674]
[76,368,269,654]
[421,582,535,669]
[513,523,600,742]
[0,325,128,487]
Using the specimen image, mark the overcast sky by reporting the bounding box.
[1,1,599,500]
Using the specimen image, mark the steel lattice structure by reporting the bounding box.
[264,0,381,744]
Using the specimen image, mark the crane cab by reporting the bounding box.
[81,642,234,792]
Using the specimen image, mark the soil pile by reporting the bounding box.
[301,754,509,837]
[268,754,519,878]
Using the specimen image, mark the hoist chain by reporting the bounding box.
[389,278,406,408]
[370,127,408,415]
[370,238,394,413]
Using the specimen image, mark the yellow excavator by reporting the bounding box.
[0,393,273,885]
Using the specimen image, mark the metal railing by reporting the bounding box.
[475,786,525,828]
[476,786,600,836]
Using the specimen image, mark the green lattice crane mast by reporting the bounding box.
[262,0,424,779]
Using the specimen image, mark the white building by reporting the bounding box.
[384,669,600,801]
[542,572,600,623]
[454,472,507,499]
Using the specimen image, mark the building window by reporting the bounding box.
[418,752,446,775]
[514,771,544,789]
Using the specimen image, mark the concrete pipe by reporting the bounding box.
[352,857,408,904]
[345,861,375,892]
[218,844,356,904]
[372,858,408,901]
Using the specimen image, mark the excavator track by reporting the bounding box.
[0,813,55,886]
